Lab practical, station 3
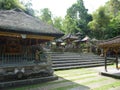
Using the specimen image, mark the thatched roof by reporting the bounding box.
[62,33,78,40]
[99,35,120,48]
[81,36,90,42]
[0,9,64,37]
[73,39,81,43]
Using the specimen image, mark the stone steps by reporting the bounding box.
[52,57,104,60]
[52,60,107,65]
[52,59,104,63]
[50,52,112,70]
[53,63,108,70]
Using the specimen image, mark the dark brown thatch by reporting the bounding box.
[99,35,120,48]
[62,33,78,40]
[0,9,64,37]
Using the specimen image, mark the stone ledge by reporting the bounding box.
[100,70,120,79]
[0,75,58,89]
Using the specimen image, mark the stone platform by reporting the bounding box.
[100,69,120,79]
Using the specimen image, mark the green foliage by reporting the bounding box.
[65,0,92,35]
[0,0,25,10]
[53,16,63,32]
[88,6,110,39]
[89,0,120,39]
[0,0,35,16]
[105,0,120,17]
[106,13,120,38]
[77,0,89,23]
[21,0,35,16]
[62,15,81,34]
[67,3,78,19]
[39,8,53,25]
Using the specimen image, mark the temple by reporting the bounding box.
[0,9,64,79]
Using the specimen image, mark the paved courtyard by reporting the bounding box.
[10,65,120,90]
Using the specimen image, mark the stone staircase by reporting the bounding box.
[50,52,113,70]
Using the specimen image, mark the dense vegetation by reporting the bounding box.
[0,0,35,16]
[88,0,120,39]
[0,0,120,40]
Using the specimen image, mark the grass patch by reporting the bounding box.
[56,71,96,77]
[55,68,95,74]
[55,68,86,73]
[83,78,108,85]
[51,77,108,90]
[93,81,120,90]
[10,74,96,90]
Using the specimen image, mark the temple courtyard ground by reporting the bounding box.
[9,65,120,90]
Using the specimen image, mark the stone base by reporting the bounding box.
[100,69,120,79]
[0,75,58,89]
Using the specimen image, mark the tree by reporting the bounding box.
[67,3,78,19]
[88,6,110,39]
[62,15,80,34]
[39,8,53,25]
[53,16,63,32]
[20,0,35,16]
[106,12,120,38]
[0,0,35,16]
[105,0,120,17]
[66,3,80,34]
[0,0,25,10]
[103,0,120,39]
[66,0,92,35]
[76,0,92,35]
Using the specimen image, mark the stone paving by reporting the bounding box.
[11,66,120,90]
[110,86,120,90]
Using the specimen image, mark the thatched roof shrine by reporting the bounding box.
[99,35,120,71]
[99,35,120,48]
[0,9,64,40]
